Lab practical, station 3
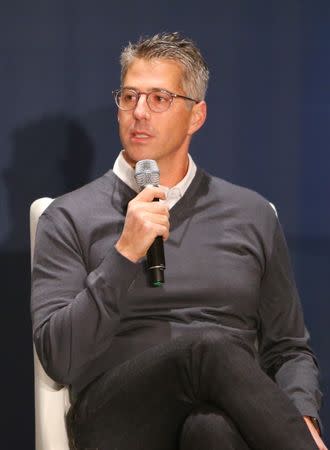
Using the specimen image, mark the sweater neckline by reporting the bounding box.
[107,167,208,227]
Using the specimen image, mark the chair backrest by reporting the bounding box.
[30,198,70,450]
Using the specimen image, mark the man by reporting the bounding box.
[31,32,327,449]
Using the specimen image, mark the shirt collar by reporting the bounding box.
[112,150,197,208]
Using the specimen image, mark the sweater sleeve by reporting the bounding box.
[31,211,140,386]
[257,218,322,423]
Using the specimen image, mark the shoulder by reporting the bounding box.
[53,169,114,205]
[200,170,277,222]
[42,170,117,219]
[36,170,127,236]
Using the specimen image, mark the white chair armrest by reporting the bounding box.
[30,197,70,450]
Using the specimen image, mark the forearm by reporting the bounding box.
[272,349,322,420]
[31,213,140,385]
[33,248,139,384]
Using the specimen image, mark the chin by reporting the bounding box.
[124,148,158,166]
[122,148,137,165]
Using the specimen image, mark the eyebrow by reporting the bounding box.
[122,86,171,93]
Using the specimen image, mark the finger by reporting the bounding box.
[152,223,170,241]
[142,212,170,229]
[128,201,169,217]
[139,202,169,216]
[135,186,167,202]
[142,219,169,241]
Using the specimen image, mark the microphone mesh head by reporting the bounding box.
[135,159,160,189]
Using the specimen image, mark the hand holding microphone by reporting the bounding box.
[115,160,168,285]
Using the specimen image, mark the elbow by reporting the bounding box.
[33,327,74,386]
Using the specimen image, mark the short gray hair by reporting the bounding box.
[120,32,209,101]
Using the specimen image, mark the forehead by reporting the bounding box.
[122,58,184,91]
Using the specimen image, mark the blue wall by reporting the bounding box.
[1,1,329,447]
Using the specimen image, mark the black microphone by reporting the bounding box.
[135,159,166,287]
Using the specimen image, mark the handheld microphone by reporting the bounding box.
[134,159,166,286]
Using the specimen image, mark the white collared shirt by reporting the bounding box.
[112,151,197,209]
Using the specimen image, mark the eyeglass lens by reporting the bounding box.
[117,89,172,112]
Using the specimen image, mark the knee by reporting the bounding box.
[179,405,249,450]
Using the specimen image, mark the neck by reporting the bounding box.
[157,155,189,187]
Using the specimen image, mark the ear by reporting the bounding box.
[188,101,207,136]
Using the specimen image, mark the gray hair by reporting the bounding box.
[120,32,209,101]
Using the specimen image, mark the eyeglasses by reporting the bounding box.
[113,88,199,113]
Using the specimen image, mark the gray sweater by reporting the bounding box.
[31,168,322,420]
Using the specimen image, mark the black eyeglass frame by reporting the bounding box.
[112,88,199,112]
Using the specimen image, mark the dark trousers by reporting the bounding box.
[66,329,317,450]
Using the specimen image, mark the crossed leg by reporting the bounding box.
[67,329,317,450]
[180,405,250,450]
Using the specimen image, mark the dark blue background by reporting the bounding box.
[1,1,329,447]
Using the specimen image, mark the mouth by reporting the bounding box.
[130,130,153,141]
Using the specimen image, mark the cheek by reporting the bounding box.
[118,110,130,124]
[165,117,189,142]
[118,115,130,135]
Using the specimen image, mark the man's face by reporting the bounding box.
[118,58,206,173]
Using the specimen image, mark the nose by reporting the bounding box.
[133,94,150,120]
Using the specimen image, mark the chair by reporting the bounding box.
[30,197,70,450]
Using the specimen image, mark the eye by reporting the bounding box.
[121,90,137,103]
[150,92,170,104]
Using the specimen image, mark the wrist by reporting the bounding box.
[115,241,140,263]
[304,416,321,435]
